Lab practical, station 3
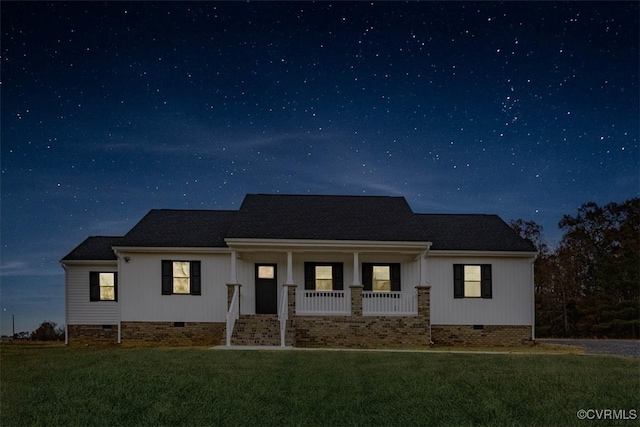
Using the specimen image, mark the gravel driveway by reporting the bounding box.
[538,339,640,358]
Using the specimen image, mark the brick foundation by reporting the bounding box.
[294,316,430,349]
[431,324,532,346]
[120,322,225,347]
[68,324,119,347]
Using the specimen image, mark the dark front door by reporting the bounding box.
[255,264,278,314]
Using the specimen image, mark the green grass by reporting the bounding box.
[1,343,638,426]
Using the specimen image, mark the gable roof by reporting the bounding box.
[226,194,420,241]
[414,214,536,252]
[61,236,122,261]
[62,194,536,260]
[118,209,237,247]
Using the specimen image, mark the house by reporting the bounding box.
[61,194,537,348]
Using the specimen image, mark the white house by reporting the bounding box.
[61,194,536,347]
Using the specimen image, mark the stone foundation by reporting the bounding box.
[120,322,225,347]
[294,316,430,349]
[431,324,532,346]
[68,324,119,347]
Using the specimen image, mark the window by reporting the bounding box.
[453,264,492,299]
[362,263,401,292]
[162,260,201,295]
[304,262,343,291]
[315,266,333,291]
[89,272,117,301]
[257,265,275,279]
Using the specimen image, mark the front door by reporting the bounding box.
[255,264,278,314]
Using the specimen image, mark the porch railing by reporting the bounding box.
[297,290,350,315]
[362,291,417,316]
[225,286,240,346]
[278,286,288,347]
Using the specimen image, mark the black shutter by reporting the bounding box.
[390,263,401,291]
[162,260,173,295]
[190,261,201,295]
[362,263,373,291]
[453,264,464,298]
[304,263,315,290]
[481,264,492,299]
[332,263,343,290]
[114,273,118,302]
[89,272,100,301]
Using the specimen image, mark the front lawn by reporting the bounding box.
[1,344,638,426]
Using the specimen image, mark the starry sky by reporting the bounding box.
[1,1,638,336]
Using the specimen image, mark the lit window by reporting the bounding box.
[363,263,400,292]
[258,265,275,279]
[90,272,117,302]
[372,266,391,292]
[464,266,481,297]
[453,264,492,299]
[315,266,333,291]
[173,261,191,294]
[162,260,201,296]
[99,273,116,300]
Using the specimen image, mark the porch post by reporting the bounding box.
[416,285,432,345]
[350,285,363,316]
[286,251,294,285]
[230,251,237,284]
[419,250,428,286]
[352,252,361,286]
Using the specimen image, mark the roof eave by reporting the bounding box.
[225,238,432,253]
[428,249,537,258]
[112,246,230,254]
[60,259,118,266]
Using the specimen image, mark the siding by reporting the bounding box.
[119,252,229,322]
[66,264,119,325]
[426,256,533,325]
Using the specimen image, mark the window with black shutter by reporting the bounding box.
[362,263,401,292]
[161,260,201,295]
[453,264,492,299]
[89,272,117,301]
[303,262,343,291]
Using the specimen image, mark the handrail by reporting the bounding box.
[297,290,350,315]
[362,291,417,316]
[278,286,288,347]
[225,285,240,346]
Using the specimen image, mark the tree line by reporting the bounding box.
[10,321,65,341]
[511,198,639,338]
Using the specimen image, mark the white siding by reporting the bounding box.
[119,252,229,322]
[427,255,534,325]
[66,264,119,325]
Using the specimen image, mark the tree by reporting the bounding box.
[31,321,65,341]
[511,198,639,338]
[558,198,639,338]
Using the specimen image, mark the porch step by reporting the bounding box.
[231,315,281,346]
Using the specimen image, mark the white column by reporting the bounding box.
[353,252,361,286]
[230,251,237,284]
[419,251,428,286]
[286,251,293,284]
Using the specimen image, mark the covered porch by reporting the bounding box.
[223,239,433,347]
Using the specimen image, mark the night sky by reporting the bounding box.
[1,2,638,336]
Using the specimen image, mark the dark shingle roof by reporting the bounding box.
[61,236,122,261]
[414,214,536,252]
[226,194,421,241]
[118,209,237,247]
[62,195,536,260]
